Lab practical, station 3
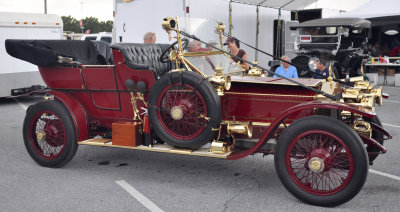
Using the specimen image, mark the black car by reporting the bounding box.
[272,18,371,79]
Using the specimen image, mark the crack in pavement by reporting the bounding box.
[223,165,264,211]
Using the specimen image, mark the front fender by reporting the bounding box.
[44,91,89,141]
[228,101,375,160]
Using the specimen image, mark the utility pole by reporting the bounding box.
[44,0,47,14]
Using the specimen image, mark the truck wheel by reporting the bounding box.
[275,116,368,206]
[148,71,221,149]
[365,116,384,163]
[23,100,78,167]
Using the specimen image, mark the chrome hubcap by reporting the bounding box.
[308,157,325,173]
[37,131,46,141]
[171,106,183,120]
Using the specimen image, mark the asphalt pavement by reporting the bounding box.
[0,86,399,212]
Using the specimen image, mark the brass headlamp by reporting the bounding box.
[248,61,265,77]
[353,120,372,137]
[161,17,177,32]
[208,67,231,96]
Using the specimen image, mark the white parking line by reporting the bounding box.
[384,100,400,104]
[14,99,27,111]
[382,123,400,128]
[370,169,400,181]
[115,180,164,212]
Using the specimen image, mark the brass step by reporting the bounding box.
[78,138,231,159]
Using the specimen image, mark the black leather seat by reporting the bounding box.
[111,43,172,78]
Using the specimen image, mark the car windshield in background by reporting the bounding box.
[298,27,339,44]
[178,18,243,76]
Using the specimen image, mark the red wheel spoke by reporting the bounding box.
[30,112,66,159]
[156,83,207,140]
[286,130,354,195]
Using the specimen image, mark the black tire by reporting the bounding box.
[267,65,279,77]
[23,100,78,167]
[274,116,368,206]
[292,55,311,78]
[148,71,221,149]
[365,116,384,163]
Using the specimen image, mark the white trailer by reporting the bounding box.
[0,12,63,97]
[113,0,293,68]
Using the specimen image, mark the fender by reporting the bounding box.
[228,101,376,160]
[45,90,89,141]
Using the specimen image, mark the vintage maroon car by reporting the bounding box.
[5,17,391,206]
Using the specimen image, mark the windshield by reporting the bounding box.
[298,27,339,44]
[177,18,243,76]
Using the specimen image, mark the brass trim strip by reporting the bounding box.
[224,91,315,98]
[80,65,115,68]
[183,51,223,57]
[221,121,288,127]
[224,96,309,103]
[78,139,230,159]
[230,78,322,87]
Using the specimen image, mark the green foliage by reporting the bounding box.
[61,16,80,33]
[61,16,113,33]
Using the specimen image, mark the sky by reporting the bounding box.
[305,0,370,11]
[0,0,371,22]
[0,0,113,21]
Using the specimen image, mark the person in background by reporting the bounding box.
[206,40,218,51]
[224,37,249,70]
[388,45,400,56]
[312,59,331,79]
[273,56,298,78]
[187,40,209,52]
[143,32,156,43]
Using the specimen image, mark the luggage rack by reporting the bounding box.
[78,138,231,159]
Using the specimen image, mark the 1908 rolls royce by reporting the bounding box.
[6,17,391,206]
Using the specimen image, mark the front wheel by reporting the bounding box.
[275,116,368,206]
[23,100,78,167]
[148,71,221,149]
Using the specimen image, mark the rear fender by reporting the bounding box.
[228,101,375,160]
[37,91,89,141]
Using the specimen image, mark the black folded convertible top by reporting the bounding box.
[5,39,112,67]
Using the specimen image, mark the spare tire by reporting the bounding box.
[148,71,221,149]
[292,55,311,78]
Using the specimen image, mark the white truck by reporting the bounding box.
[0,12,63,97]
[113,0,293,68]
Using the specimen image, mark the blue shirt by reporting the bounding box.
[312,67,330,79]
[273,65,298,78]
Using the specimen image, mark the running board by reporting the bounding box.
[78,138,231,159]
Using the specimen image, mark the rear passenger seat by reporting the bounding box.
[111,43,173,79]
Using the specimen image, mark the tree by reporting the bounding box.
[99,20,113,32]
[61,16,113,33]
[61,16,80,33]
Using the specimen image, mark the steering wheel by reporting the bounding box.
[160,38,189,63]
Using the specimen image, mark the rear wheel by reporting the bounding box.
[275,116,368,206]
[23,100,78,167]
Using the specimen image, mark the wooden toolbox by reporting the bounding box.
[112,122,142,147]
